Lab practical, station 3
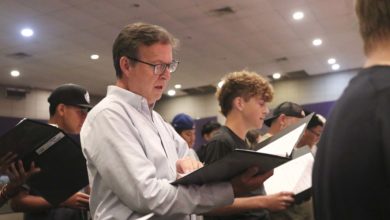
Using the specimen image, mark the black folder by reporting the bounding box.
[172,114,313,186]
[0,118,88,206]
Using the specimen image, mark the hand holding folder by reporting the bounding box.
[0,118,89,205]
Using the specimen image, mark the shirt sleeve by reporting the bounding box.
[81,107,234,216]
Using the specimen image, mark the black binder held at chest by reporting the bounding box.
[0,118,88,206]
[172,113,313,186]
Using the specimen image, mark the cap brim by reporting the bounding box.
[75,104,93,110]
[264,116,276,127]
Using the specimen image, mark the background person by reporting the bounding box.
[11,84,92,220]
[313,0,390,219]
[197,120,221,163]
[172,113,198,160]
[203,70,294,220]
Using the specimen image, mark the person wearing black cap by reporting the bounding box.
[260,102,309,220]
[11,83,92,220]
[261,101,305,142]
[47,83,93,134]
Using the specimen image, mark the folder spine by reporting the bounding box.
[35,132,65,155]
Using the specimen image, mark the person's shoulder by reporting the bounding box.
[360,66,390,92]
[208,127,232,142]
[90,95,137,119]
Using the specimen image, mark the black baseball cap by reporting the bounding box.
[264,101,305,127]
[48,84,93,109]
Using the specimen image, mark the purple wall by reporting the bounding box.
[301,100,336,117]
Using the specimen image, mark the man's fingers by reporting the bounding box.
[2,153,17,164]
[176,157,202,174]
[17,160,26,176]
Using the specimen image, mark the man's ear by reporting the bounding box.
[278,114,287,129]
[119,56,132,78]
[233,96,245,111]
[56,104,66,117]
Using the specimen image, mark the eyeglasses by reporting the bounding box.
[127,57,179,75]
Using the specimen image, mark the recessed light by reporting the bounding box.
[312,38,322,46]
[292,11,304,20]
[272,72,281,80]
[20,28,34,37]
[217,81,224,88]
[167,89,176,96]
[328,58,336,65]
[10,70,20,77]
[174,84,182,89]
[332,64,340,70]
[90,54,99,60]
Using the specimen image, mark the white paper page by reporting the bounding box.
[263,152,314,195]
[136,213,154,220]
[257,123,306,157]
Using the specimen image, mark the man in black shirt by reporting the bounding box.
[313,1,390,219]
[204,70,294,220]
[11,84,92,220]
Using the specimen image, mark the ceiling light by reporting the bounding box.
[292,11,304,20]
[20,28,34,37]
[90,54,99,60]
[331,64,340,70]
[272,72,281,80]
[167,89,176,96]
[217,81,224,88]
[327,58,336,65]
[174,84,182,89]
[312,38,322,46]
[10,70,20,77]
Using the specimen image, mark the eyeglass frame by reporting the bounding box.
[126,56,179,75]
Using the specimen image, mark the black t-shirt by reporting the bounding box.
[203,126,248,165]
[313,66,390,220]
[203,126,269,220]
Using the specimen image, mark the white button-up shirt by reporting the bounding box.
[81,86,233,220]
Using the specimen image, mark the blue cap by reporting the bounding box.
[172,113,194,133]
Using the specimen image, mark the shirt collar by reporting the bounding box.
[107,85,152,115]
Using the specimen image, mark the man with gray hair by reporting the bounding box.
[80,23,272,220]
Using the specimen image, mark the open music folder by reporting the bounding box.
[172,113,313,186]
[264,151,314,203]
[0,118,88,206]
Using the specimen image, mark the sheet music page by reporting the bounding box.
[257,124,307,157]
[263,152,314,195]
[136,213,154,220]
